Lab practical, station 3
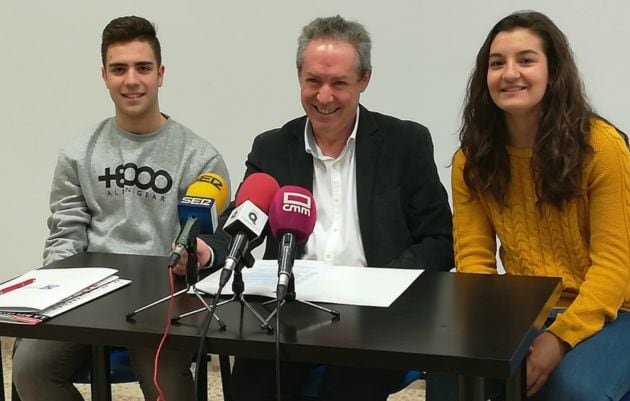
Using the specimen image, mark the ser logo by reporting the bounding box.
[282,192,312,216]
[196,174,223,192]
[98,163,173,194]
[180,196,212,206]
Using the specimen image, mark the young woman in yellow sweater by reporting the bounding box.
[452,11,630,401]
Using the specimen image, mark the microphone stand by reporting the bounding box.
[126,239,225,330]
[262,273,340,327]
[172,247,274,333]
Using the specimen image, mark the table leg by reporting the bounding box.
[90,344,111,401]
[458,375,484,401]
[504,357,526,401]
[0,339,5,401]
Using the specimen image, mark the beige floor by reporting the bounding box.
[1,337,424,400]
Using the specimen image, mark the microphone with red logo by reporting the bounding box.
[218,172,280,288]
[168,173,230,270]
[268,186,317,301]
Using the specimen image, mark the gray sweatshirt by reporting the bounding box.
[43,116,230,265]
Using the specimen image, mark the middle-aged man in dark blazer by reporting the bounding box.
[193,14,455,401]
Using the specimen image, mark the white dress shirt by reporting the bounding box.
[301,107,367,267]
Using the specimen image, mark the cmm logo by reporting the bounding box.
[282,192,312,216]
[98,163,173,194]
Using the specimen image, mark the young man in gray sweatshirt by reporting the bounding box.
[12,15,230,401]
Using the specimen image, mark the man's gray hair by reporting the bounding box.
[296,15,372,77]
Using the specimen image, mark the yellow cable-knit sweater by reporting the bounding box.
[452,119,630,347]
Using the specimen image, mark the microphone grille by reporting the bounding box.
[235,172,280,213]
[186,173,230,213]
[269,185,317,244]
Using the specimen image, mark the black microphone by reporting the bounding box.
[218,173,280,288]
[276,233,297,300]
[267,186,317,301]
[168,216,200,269]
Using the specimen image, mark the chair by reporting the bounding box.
[71,347,136,384]
[11,347,210,401]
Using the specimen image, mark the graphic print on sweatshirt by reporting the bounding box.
[98,162,173,201]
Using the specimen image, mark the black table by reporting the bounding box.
[0,252,561,401]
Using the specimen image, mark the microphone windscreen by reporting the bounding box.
[178,173,229,234]
[235,172,280,213]
[268,186,317,244]
[185,173,230,214]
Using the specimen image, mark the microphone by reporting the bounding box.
[168,216,201,268]
[268,185,317,301]
[169,173,230,269]
[178,173,230,234]
[218,172,280,288]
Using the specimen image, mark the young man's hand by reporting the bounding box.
[171,238,213,276]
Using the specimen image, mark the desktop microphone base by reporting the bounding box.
[125,284,226,330]
[262,274,340,327]
[171,266,274,333]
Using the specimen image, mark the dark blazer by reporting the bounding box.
[206,105,453,271]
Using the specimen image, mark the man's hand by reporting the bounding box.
[526,331,568,396]
[171,238,212,276]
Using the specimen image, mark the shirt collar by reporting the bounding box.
[304,106,360,160]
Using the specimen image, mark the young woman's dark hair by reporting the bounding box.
[459,11,627,208]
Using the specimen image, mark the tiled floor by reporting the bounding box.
[1,336,424,400]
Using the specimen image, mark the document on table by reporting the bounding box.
[0,276,131,325]
[0,267,119,312]
[194,260,423,307]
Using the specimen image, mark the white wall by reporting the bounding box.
[1,0,628,280]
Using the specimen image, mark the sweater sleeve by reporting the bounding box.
[452,150,498,274]
[42,149,91,265]
[547,122,630,347]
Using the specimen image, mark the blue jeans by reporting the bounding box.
[490,309,630,401]
[534,309,630,401]
[436,309,630,401]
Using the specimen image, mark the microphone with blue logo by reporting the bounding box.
[168,173,230,271]
[128,172,230,322]
[173,172,280,329]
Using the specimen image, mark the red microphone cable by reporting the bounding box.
[152,267,176,401]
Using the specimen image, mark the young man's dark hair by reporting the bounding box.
[101,15,162,66]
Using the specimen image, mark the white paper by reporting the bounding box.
[0,277,131,324]
[40,276,131,318]
[0,267,118,312]
[194,260,422,307]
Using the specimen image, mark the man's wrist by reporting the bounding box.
[202,241,214,268]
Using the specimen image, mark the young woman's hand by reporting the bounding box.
[526,331,569,396]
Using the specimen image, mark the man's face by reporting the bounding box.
[298,39,370,139]
[102,40,164,127]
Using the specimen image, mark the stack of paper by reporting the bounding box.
[0,267,130,324]
[195,260,423,307]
